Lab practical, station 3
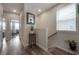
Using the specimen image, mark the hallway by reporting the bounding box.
[0,3,78,55]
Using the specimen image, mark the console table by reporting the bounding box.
[29,33,36,46]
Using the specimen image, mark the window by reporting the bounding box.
[3,18,6,30]
[3,22,6,30]
[57,4,76,31]
[14,22,19,30]
[11,20,19,30]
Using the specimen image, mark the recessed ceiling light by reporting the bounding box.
[13,10,16,12]
[38,9,42,12]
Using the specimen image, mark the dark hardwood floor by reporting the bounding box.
[48,47,74,55]
[0,35,50,55]
[24,45,51,55]
[0,35,27,55]
[0,35,74,55]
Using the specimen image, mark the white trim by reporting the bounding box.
[51,45,75,54]
[37,43,48,51]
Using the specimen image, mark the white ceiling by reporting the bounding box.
[3,3,23,14]
[24,3,58,15]
[2,3,58,15]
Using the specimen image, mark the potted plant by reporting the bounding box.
[68,40,77,51]
[30,25,35,34]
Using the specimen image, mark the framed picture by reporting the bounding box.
[27,12,35,24]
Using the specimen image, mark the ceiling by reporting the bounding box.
[24,3,58,15]
[2,3,58,15]
[3,3,24,14]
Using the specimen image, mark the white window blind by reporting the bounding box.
[57,4,76,31]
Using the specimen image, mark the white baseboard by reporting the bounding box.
[37,43,48,51]
[20,39,28,48]
[51,45,75,54]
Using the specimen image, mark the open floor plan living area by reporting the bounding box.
[0,3,79,55]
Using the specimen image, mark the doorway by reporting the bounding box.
[2,18,20,40]
[11,19,19,38]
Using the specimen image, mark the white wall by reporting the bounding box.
[22,3,68,50]
[21,4,39,48]
[36,4,58,51]
[9,3,78,53]
[36,29,48,51]
[44,3,79,53]
[37,4,68,37]
[36,5,57,37]
[22,4,49,50]
[37,4,77,52]
[23,4,78,52]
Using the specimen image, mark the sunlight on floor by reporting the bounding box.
[0,35,22,55]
